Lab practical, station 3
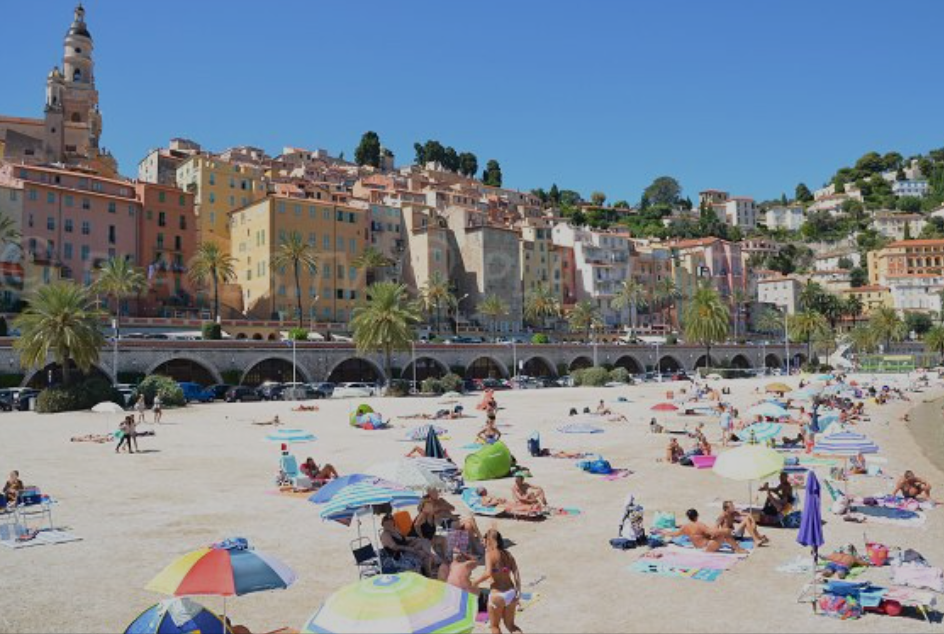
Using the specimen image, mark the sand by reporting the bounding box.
[0,374,942,633]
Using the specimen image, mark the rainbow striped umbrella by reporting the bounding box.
[301,573,475,634]
[125,598,229,634]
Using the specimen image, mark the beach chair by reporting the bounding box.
[277,454,312,490]
[350,537,381,579]
[14,487,53,530]
[392,510,413,536]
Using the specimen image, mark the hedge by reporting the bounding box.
[201,322,222,340]
[36,377,124,413]
[134,374,185,407]
[572,367,609,387]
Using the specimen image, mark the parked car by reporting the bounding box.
[14,388,41,411]
[257,382,285,401]
[309,382,335,397]
[536,376,558,388]
[556,375,575,388]
[178,382,215,403]
[206,384,234,400]
[283,385,318,400]
[478,378,509,391]
[0,389,15,411]
[332,382,376,398]
[224,386,261,403]
[115,386,135,406]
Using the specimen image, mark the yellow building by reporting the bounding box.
[176,155,266,250]
[841,285,892,314]
[867,239,944,285]
[229,196,366,323]
[520,220,562,299]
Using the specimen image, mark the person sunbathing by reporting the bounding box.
[665,438,684,464]
[760,472,795,515]
[780,432,805,448]
[821,550,870,579]
[292,404,318,412]
[512,474,548,511]
[893,470,933,501]
[717,501,769,546]
[4,470,24,505]
[596,400,613,416]
[848,453,868,475]
[665,509,748,554]
[300,457,339,481]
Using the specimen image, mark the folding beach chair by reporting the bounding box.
[14,487,53,530]
[350,537,381,579]
[277,454,312,490]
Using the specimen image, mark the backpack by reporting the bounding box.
[527,433,541,457]
[578,454,612,475]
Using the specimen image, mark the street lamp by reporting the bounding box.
[455,293,470,335]
[111,318,118,385]
[655,339,661,382]
[783,307,790,375]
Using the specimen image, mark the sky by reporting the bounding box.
[2,1,943,203]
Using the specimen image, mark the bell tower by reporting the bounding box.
[60,3,101,149]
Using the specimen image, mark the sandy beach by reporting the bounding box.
[0,374,942,633]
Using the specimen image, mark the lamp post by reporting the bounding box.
[111,318,118,385]
[655,339,661,382]
[455,293,470,335]
[784,307,790,375]
[411,339,417,393]
[512,339,518,380]
[292,336,297,387]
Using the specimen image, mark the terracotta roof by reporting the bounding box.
[667,237,721,249]
[845,285,889,293]
[885,239,944,248]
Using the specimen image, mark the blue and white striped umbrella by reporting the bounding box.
[557,422,604,434]
[405,425,447,442]
[813,430,879,456]
[410,457,460,474]
[266,429,317,443]
[318,483,421,523]
[748,402,789,419]
[737,422,783,443]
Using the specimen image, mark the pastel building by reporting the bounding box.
[723,197,757,229]
[229,196,366,322]
[867,239,944,285]
[552,225,631,327]
[841,285,892,315]
[756,276,802,315]
[886,274,944,315]
[765,206,805,231]
[520,219,563,301]
[871,212,926,241]
[668,237,746,301]
[137,138,202,186]
[892,179,929,198]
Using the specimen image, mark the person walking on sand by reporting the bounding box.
[152,394,163,424]
[473,529,523,634]
[127,414,139,453]
[135,395,147,425]
[115,416,133,454]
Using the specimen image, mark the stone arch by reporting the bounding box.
[24,362,113,388]
[145,356,221,386]
[402,356,449,382]
[694,354,717,370]
[730,354,752,369]
[657,355,683,373]
[521,356,556,377]
[568,356,593,372]
[267,333,278,341]
[235,333,247,340]
[326,357,384,384]
[465,356,509,380]
[791,352,807,369]
[252,333,263,341]
[614,355,644,375]
[241,356,311,387]
[764,353,782,369]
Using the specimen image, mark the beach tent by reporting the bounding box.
[350,404,386,429]
[463,442,512,482]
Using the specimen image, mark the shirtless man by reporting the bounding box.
[716,500,769,546]
[665,438,684,463]
[666,509,747,554]
[821,550,871,579]
[760,472,795,515]
[893,470,933,501]
[512,474,548,510]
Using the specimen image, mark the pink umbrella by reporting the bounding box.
[650,403,679,412]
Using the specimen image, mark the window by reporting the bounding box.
[349,238,357,254]
[81,221,90,235]
[308,232,316,246]
[229,177,235,189]
[278,229,286,243]
[8,190,16,202]
[174,236,182,251]
[82,197,90,210]
[64,218,73,233]
[322,264,331,278]
[349,266,356,281]
[158,211,166,227]
[337,236,344,251]
[278,201,286,214]
[179,215,187,230]
[209,173,215,185]
[47,217,55,230]
[156,233,164,249]
[309,207,316,219]
[278,285,286,297]
[229,196,235,207]
[108,225,116,245]
[337,266,344,280]
[294,204,302,217]
[323,209,330,220]
[336,289,344,300]
[209,211,216,226]
[179,194,185,206]
[28,189,37,201]
[47,191,55,204]
[336,210,344,222]
[348,212,356,223]
[209,193,216,204]
[80,245,90,261]
[64,194,73,207]
[45,240,54,259]
[323,235,330,250]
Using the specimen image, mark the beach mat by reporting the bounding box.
[852,505,926,527]
[603,469,632,481]
[630,560,724,582]
[0,529,82,550]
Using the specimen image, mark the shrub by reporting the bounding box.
[201,322,222,340]
[665,333,678,345]
[385,379,411,397]
[221,369,242,385]
[531,333,550,344]
[573,366,609,387]
[36,376,123,413]
[135,374,185,407]
[0,373,24,388]
[421,377,443,394]
[288,327,308,341]
[609,367,630,384]
[440,373,463,393]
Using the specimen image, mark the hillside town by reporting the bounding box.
[1,5,944,353]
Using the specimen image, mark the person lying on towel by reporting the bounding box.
[663,508,748,554]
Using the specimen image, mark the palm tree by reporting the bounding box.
[189,242,237,322]
[683,284,730,370]
[730,288,750,339]
[567,300,602,341]
[0,212,21,247]
[271,231,319,328]
[93,256,145,338]
[924,324,944,363]
[847,325,877,356]
[821,294,845,330]
[419,272,455,335]
[788,310,829,363]
[653,278,681,329]
[756,306,785,337]
[611,279,648,335]
[869,306,906,351]
[351,282,420,388]
[477,294,509,342]
[799,280,827,312]
[14,281,105,386]
[843,295,864,327]
[524,283,561,331]
[354,246,395,285]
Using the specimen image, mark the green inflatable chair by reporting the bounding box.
[464,441,512,482]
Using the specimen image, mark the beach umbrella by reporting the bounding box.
[747,402,789,419]
[714,444,785,508]
[301,573,475,634]
[410,457,458,474]
[557,422,604,434]
[406,424,447,442]
[796,471,825,613]
[812,430,878,456]
[765,382,792,394]
[146,538,296,628]
[650,402,678,412]
[736,422,783,443]
[265,429,317,443]
[308,475,402,505]
[318,483,422,524]
[92,401,125,414]
[365,460,447,492]
[424,426,446,460]
[125,598,229,634]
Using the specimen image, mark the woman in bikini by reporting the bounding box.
[379,514,435,576]
[473,529,522,634]
[301,457,339,482]
[477,413,502,445]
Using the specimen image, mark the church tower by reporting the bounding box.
[60,4,102,150]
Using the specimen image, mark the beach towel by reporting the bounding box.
[460,488,503,517]
[671,535,754,553]
[639,551,741,570]
[630,560,725,582]
[852,505,926,527]
[551,507,581,517]
[603,469,632,481]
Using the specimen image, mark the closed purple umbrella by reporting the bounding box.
[797,470,825,612]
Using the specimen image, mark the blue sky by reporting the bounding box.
[3,1,943,202]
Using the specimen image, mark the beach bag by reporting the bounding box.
[866,543,889,567]
[527,433,541,457]
[609,537,636,550]
[653,512,676,530]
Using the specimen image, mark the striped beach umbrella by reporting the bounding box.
[301,573,475,634]
[410,457,459,474]
[265,429,317,443]
[308,475,401,504]
[747,402,789,419]
[125,598,229,634]
[318,483,421,523]
[737,422,783,443]
[812,430,879,456]
[405,425,447,442]
[366,460,447,492]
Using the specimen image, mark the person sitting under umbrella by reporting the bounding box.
[716,500,769,546]
[893,470,933,501]
[760,472,795,517]
[379,513,437,577]
[300,457,339,482]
